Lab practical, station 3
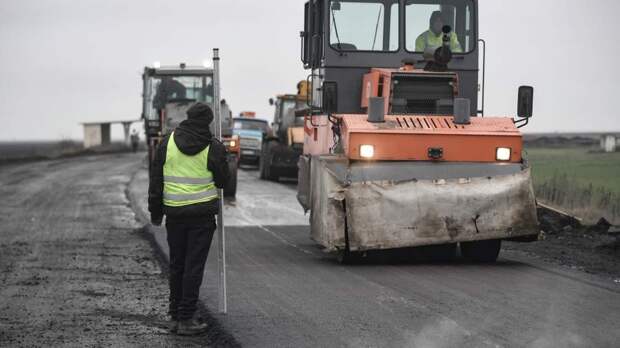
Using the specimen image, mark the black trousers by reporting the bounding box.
[166,217,216,321]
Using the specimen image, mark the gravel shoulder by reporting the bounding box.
[504,207,620,281]
[0,154,212,347]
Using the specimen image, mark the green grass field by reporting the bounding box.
[526,147,620,195]
[525,146,620,223]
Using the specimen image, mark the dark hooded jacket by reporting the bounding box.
[148,117,230,223]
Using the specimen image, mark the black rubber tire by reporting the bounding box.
[224,157,238,198]
[259,143,268,180]
[460,239,502,263]
[260,141,279,182]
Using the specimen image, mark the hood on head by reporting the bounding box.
[187,102,214,124]
[173,118,213,156]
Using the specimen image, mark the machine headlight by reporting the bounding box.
[360,145,375,159]
[229,140,236,148]
[496,147,512,161]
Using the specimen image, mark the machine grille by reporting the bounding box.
[394,116,465,130]
[240,137,261,150]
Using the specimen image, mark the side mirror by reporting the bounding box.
[269,98,274,106]
[322,81,338,115]
[517,86,534,118]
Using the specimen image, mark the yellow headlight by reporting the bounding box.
[496,147,512,161]
[360,145,375,159]
[230,140,236,148]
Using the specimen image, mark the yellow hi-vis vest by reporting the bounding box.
[415,30,463,53]
[163,132,218,207]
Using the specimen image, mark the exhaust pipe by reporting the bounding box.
[367,97,385,123]
[453,98,471,125]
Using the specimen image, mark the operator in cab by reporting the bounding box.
[153,77,187,110]
[148,102,230,336]
[415,11,463,53]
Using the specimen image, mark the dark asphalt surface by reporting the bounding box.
[0,153,214,347]
[130,166,620,348]
[1,153,618,347]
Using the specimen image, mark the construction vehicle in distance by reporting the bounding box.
[259,81,309,181]
[297,0,539,263]
[233,112,270,165]
[141,61,239,197]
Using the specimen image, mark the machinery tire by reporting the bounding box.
[261,141,279,182]
[460,239,502,263]
[259,143,268,180]
[224,157,238,198]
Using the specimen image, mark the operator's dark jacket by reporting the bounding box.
[148,116,230,224]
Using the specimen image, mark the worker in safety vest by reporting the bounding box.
[415,11,463,53]
[148,102,230,336]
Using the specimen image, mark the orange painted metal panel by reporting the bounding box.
[303,116,334,156]
[341,115,523,163]
[361,71,381,108]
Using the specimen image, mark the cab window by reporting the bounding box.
[329,0,399,52]
[405,0,475,53]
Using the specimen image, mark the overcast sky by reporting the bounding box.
[0,0,618,141]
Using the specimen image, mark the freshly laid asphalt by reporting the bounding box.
[130,162,620,348]
[1,153,618,347]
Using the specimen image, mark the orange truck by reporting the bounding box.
[297,0,539,263]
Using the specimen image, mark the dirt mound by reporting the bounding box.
[505,206,620,280]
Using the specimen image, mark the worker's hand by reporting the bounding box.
[151,215,163,227]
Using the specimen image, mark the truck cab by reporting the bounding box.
[301,0,480,115]
[233,113,270,165]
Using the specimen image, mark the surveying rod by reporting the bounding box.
[212,48,227,314]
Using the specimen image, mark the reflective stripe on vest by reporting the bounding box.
[163,132,218,207]
[164,188,219,202]
[164,176,213,185]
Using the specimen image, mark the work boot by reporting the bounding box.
[177,318,208,336]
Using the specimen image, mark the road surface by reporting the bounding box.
[130,162,620,347]
[2,153,619,347]
[0,153,229,347]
